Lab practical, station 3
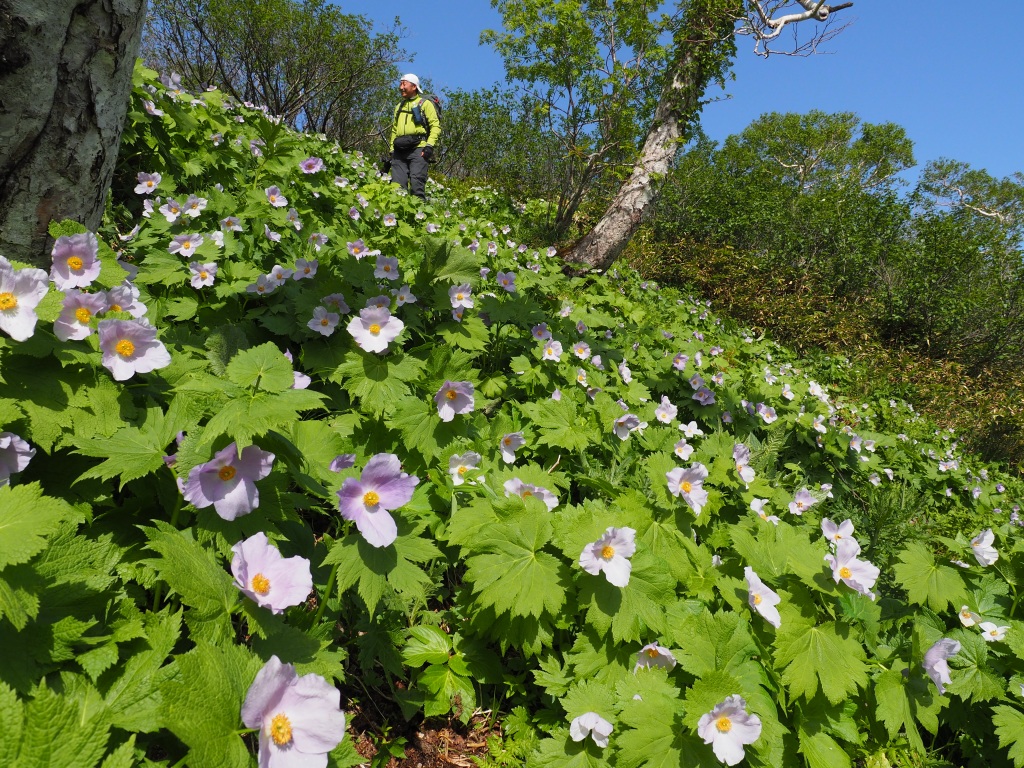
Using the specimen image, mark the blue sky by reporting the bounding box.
[340,1,1022,180]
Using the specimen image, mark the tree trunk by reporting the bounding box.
[0,0,146,268]
[564,0,742,272]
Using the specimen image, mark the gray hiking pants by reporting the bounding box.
[391,147,429,199]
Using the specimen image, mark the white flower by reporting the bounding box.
[655,395,677,424]
[979,621,1008,642]
[569,712,612,748]
[821,518,854,544]
[970,529,999,566]
[788,488,817,515]
[824,538,879,600]
[541,340,562,361]
[958,606,981,627]
[679,420,704,439]
[697,695,762,766]
[579,527,636,587]
[635,643,676,672]
[499,432,525,464]
[449,451,482,486]
[744,567,781,628]
[666,464,709,516]
[0,257,48,341]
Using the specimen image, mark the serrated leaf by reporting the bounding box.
[873,669,926,753]
[520,397,598,452]
[74,423,171,488]
[142,522,238,617]
[0,483,80,569]
[105,610,181,733]
[0,681,23,766]
[581,551,673,643]
[198,388,326,448]
[225,341,295,392]
[418,663,475,721]
[893,542,969,612]
[993,705,1024,768]
[774,610,868,704]
[17,683,110,768]
[333,350,424,418]
[403,625,452,667]
[798,726,852,768]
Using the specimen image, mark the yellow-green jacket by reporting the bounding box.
[389,96,441,149]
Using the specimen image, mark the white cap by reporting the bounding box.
[399,73,420,89]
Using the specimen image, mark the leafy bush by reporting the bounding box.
[0,63,1023,768]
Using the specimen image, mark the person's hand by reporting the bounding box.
[421,145,434,162]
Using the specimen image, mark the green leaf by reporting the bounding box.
[16,683,111,768]
[520,397,599,452]
[0,483,81,569]
[142,522,238,617]
[797,725,852,768]
[160,641,259,768]
[105,610,181,733]
[873,668,928,753]
[893,542,969,612]
[774,609,868,704]
[225,341,295,392]
[199,388,326,448]
[946,629,1005,703]
[74,415,173,488]
[418,663,476,721]
[333,350,425,418]
[0,681,23,766]
[993,705,1024,768]
[465,513,569,620]
[403,625,452,667]
[427,240,481,285]
[581,551,674,643]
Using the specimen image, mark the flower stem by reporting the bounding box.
[313,561,340,626]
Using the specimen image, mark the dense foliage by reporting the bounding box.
[2,65,1024,768]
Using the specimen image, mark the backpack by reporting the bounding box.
[411,94,442,130]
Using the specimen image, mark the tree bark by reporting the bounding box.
[564,0,742,272]
[0,0,146,268]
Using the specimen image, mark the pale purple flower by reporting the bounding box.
[821,518,854,544]
[337,453,418,547]
[221,216,243,232]
[673,353,688,371]
[531,323,551,341]
[496,271,516,292]
[971,529,999,566]
[923,638,960,695]
[391,285,417,306]
[286,208,302,231]
[541,340,563,361]
[486,241,498,256]
[308,307,339,336]
[347,306,403,353]
[97,319,170,380]
[364,294,390,310]
[744,567,781,628]
[680,420,704,439]
[0,432,35,485]
[183,195,207,218]
[169,233,204,258]
[654,396,677,424]
[697,695,762,766]
[500,432,525,463]
[50,233,101,290]
[757,403,777,424]
[264,225,282,243]
[241,656,346,768]
[613,413,641,440]
[231,532,312,614]
[209,231,224,248]
[689,374,705,390]
[299,156,324,173]
[751,498,779,525]
[788,488,817,515]
[247,275,277,296]
[635,643,676,672]
[134,171,161,194]
[375,255,400,281]
[348,206,360,220]
[618,360,632,383]
[503,477,558,510]
[265,186,288,207]
[579,526,636,587]
[449,283,474,309]
[329,454,357,472]
[576,320,587,334]
[187,264,217,290]
[426,373,472,417]
[449,451,482,486]
[143,100,164,116]
[569,712,612,748]
[105,283,146,318]
[733,444,755,483]
[54,289,106,341]
[693,387,716,406]
[383,213,397,226]
[293,258,318,280]
[667,464,709,515]
[824,537,879,600]
[183,442,275,520]
[159,197,182,222]
[267,264,293,286]
[307,233,327,252]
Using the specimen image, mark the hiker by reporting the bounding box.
[389,74,440,200]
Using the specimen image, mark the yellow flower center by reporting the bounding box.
[839,566,852,579]
[146,180,154,188]
[715,716,732,733]
[601,545,615,559]
[457,466,468,475]
[445,389,458,400]
[109,303,123,312]
[67,256,84,271]
[304,267,311,274]
[456,293,464,301]
[182,240,192,250]
[369,323,381,335]
[646,648,659,658]
[320,317,330,326]
[251,573,270,595]
[75,307,92,324]
[503,437,512,445]
[257,285,265,293]
[218,465,236,481]
[990,629,999,637]
[961,610,971,619]
[363,490,380,507]
[753,593,762,605]
[0,292,18,311]
[269,195,277,203]
[199,271,208,280]
[115,339,135,357]
[522,490,533,498]
[546,346,554,355]
[270,713,292,746]
[384,265,391,272]
[681,481,692,493]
